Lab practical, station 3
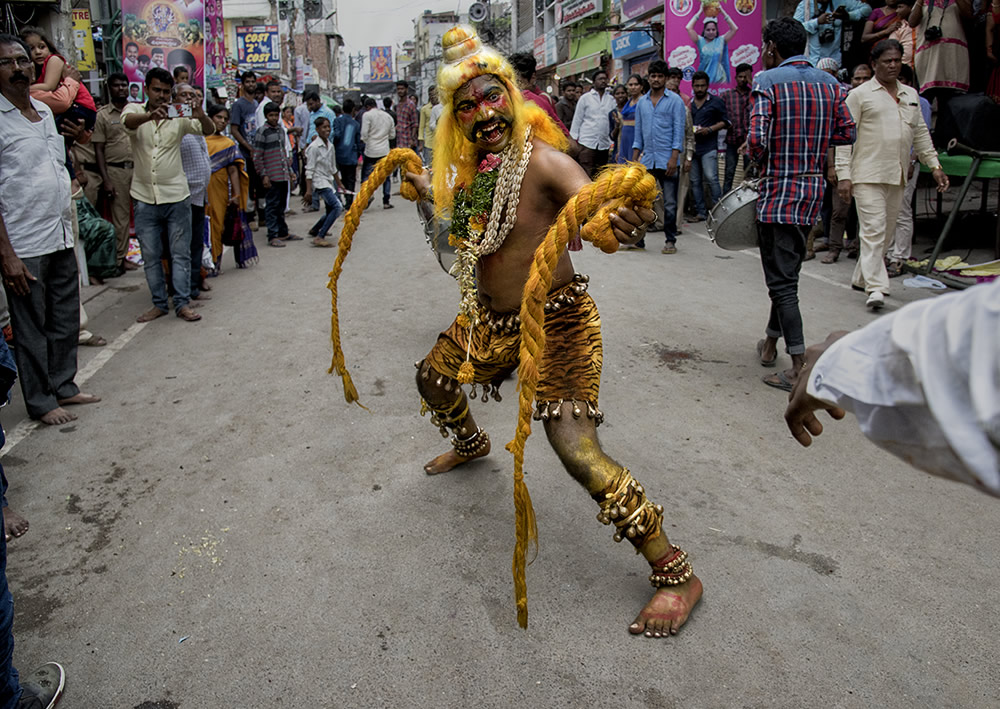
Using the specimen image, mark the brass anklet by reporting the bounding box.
[649,544,694,588]
[596,468,664,551]
[452,427,490,458]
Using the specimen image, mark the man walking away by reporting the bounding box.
[254,102,297,247]
[687,71,729,222]
[123,67,213,323]
[360,97,395,209]
[748,17,855,392]
[570,69,616,177]
[835,39,946,310]
[632,60,686,254]
[332,99,361,208]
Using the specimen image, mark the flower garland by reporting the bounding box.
[448,155,504,330]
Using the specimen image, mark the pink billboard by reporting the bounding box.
[122,0,206,93]
[664,0,763,93]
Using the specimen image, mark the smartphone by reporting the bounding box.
[167,103,192,118]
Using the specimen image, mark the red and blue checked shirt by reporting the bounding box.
[748,56,856,225]
[721,86,751,147]
[395,97,419,150]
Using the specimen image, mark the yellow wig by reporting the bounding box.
[430,26,568,217]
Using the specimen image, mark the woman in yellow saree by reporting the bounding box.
[206,104,258,271]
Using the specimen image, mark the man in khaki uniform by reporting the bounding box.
[92,72,136,271]
[72,139,101,207]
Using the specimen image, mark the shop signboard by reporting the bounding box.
[556,0,603,29]
[622,0,663,20]
[611,29,655,59]
[72,9,97,71]
[235,25,280,71]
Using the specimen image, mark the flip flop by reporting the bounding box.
[79,333,107,347]
[756,339,777,367]
[268,239,285,247]
[282,234,304,241]
[762,371,795,392]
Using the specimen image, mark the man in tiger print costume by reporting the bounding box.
[403,26,702,637]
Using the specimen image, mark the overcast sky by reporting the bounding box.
[338,0,471,69]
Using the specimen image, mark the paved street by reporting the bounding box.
[2,193,998,708]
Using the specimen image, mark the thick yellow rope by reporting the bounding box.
[327,148,424,407]
[504,163,658,628]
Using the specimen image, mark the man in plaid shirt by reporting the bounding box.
[394,80,419,151]
[721,63,754,194]
[748,17,855,393]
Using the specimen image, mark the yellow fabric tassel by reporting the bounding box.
[456,313,470,328]
[457,360,475,384]
[505,163,658,628]
[327,148,424,408]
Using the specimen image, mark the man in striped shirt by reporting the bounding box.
[748,17,856,392]
[253,102,298,247]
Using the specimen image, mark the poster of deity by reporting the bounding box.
[665,0,763,93]
[122,0,205,90]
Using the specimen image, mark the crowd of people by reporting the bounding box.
[0,3,995,703]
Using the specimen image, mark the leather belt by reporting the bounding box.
[83,161,134,170]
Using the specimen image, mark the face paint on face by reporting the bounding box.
[453,75,515,153]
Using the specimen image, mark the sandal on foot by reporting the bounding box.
[176,306,202,322]
[268,239,286,247]
[79,333,107,347]
[282,234,303,241]
[886,262,905,278]
[756,339,777,368]
[821,250,840,264]
[762,371,795,392]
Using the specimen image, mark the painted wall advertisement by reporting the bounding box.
[369,46,392,81]
[665,0,762,92]
[71,9,97,71]
[235,26,280,72]
[204,0,226,88]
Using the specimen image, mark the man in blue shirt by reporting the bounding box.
[687,70,729,223]
[332,98,361,209]
[632,60,686,253]
[304,91,337,145]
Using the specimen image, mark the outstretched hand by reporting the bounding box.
[784,331,850,447]
[609,205,656,246]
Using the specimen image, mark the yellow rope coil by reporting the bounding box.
[327,148,424,407]
[504,163,658,628]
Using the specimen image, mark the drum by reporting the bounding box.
[706,180,760,251]
[415,199,457,276]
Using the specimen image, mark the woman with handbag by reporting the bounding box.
[206,104,258,270]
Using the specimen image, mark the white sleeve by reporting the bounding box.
[807,280,1000,496]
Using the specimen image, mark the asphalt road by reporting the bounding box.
[2,191,997,708]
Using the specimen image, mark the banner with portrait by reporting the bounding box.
[664,0,763,93]
[204,0,226,88]
[121,0,206,94]
[369,46,392,81]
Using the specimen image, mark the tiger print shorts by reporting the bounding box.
[423,279,602,406]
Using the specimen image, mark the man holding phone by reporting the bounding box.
[794,0,872,66]
[122,67,214,323]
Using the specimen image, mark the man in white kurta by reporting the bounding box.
[834,39,946,311]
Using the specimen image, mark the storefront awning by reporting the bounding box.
[556,52,603,79]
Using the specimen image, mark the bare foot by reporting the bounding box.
[3,507,28,542]
[424,440,491,475]
[629,575,703,638]
[57,392,101,406]
[137,307,168,323]
[39,407,77,425]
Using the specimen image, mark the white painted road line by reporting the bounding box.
[1,321,148,457]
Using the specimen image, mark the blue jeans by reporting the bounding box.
[310,188,344,239]
[362,155,392,204]
[134,199,192,312]
[649,168,679,244]
[689,150,722,218]
[723,144,747,194]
